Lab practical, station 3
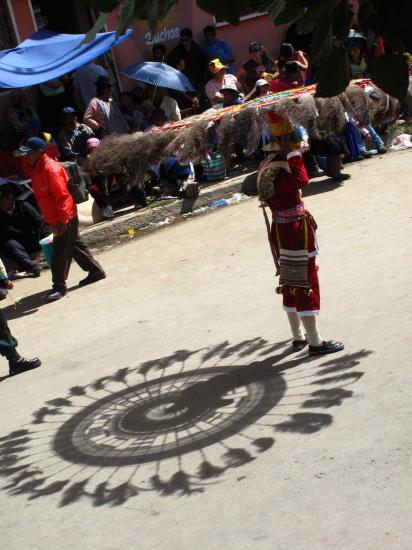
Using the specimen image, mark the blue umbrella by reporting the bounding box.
[122,61,195,92]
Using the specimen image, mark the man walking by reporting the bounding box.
[20,137,106,301]
[0,258,40,376]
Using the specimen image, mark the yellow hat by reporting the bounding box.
[209,58,228,73]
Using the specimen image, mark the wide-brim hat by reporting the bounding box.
[209,58,228,73]
[220,86,239,95]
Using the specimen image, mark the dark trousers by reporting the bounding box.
[51,216,104,293]
[0,308,17,358]
[1,239,40,273]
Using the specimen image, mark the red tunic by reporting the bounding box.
[267,151,320,316]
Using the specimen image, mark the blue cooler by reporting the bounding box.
[39,234,53,267]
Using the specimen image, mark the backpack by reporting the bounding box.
[61,161,90,204]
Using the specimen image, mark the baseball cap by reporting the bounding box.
[62,106,76,114]
[19,137,47,153]
[209,58,228,73]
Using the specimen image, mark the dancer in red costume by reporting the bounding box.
[258,136,344,355]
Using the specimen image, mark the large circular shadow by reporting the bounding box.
[54,364,286,466]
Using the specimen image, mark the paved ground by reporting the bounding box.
[0,150,411,550]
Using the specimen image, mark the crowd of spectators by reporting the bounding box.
[0,26,407,283]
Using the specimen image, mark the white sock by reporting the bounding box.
[286,311,305,341]
[301,316,323,347]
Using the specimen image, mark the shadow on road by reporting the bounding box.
[0,338,371,507]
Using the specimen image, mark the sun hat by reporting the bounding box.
[209,58,228,73]
[256,78,270,87]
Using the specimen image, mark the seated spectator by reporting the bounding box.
[152,43,167,62]
[255,78,272,97]
[8,90,40,146]
[73,60,109,111]
[221,86,244,108]
[203,25,236,74]
[205,59,243,106]
[84,76,130,137]
[58,106,94,163]
[270,61,303,93]
[144,108,168,132]
[0,183,49,277]
[167,28,207,91]
[277,42,309,81]
[26,119,60,160]
[142,86,181,123]
[237,42,277,93]
[132,82,148,106]
[159,157,194,196]
[120,93,146,132]
[86,138,114,220]
[348,44,368,78]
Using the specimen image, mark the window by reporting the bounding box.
[0,0,16,49]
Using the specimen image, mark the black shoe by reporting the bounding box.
[330,173,351,182]
[308,169,325,179]
[292,339,308,352]
[309,341,344,356]
[9,356,41,376]
[79,271,106,287]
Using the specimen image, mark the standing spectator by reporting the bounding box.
[205,59,243,106]
[142,86,181,122]
[86,138,114,220]
[19,137,106,301]
[203,25,236,74]
[7,90,40,146]
[38,77,72,136]
[73,61,109,111]
[0,258,41,376]
[58,107,94,162]
[0,184,48,277]
[83,76,130,137]
[167,28,207,91]
[270,61,303,93]
[152,43,166,62]
[277,42,309,82]
[237,42,277,93]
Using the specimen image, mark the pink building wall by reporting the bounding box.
[107,2,286,89]
[217,15,287,66]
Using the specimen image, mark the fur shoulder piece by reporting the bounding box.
[257,158,290,203]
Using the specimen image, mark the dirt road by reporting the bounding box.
[1,150,411,550]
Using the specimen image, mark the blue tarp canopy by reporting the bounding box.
[0,28,133,88]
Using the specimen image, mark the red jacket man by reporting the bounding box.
[20,137,105,301]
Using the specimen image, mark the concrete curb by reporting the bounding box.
[80,170,257,247]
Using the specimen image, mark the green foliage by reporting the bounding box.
[368,53,409,101]
[315,46,352,97]
[197,0,251,25]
